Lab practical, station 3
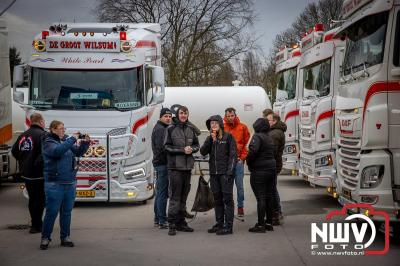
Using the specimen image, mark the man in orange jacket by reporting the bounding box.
[224,107,250,217]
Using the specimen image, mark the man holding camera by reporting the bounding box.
[40,120,90,250]
[164,106,199,236]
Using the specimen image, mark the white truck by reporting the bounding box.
[0,18,13,182]
[164,85,272,143]
[274,46,302,173]
[334,0,400,236]
[13,23,165,202]
[298,24,345,197]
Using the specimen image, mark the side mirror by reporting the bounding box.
[13,65,24,88]
[150,66,165,105]
[13,91,24,103]
[152,66,165,87]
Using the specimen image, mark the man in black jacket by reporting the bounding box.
[200,115,237,235]
[266,113,287,225]
[151,108,172,229]
[12,113,46,234]
[164,106,200,236]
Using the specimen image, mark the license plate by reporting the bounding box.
[342,188,351,200]
[76,190,96,197]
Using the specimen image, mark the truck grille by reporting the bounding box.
[338,136,361,189]
[301,140,312,150]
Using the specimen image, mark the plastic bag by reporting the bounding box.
[191,175,215,212]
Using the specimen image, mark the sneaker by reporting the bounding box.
[207,224,222,233]
[216,228,233,235]
[29,227,42,234]
[61,237,74,247]
[249,224,266,233]
[40,238,51,250]
[184,210,195,219]
[265,224,274,231]
[168,224,177,236]
[237,207,244,217]
[176,224,194,232]
[154,221,159,227]
[159,223,168,229]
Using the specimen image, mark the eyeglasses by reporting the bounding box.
[55,127,66,131]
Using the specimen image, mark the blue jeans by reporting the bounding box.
[42,182,76,240]
[153,165,168,224]
[234,161,245,208]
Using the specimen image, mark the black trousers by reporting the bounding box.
[210,174,234,229]
[25,179,45,230]
[168,170,191,226]
[250,169,277,226]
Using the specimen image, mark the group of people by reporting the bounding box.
[12,113,90,250]
[11,105,286,250]
[152,106,286,235]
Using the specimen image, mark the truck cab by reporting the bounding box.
[334,0,400,234]
[298,24,345,196]
[274,47,302,173]
[13,23,165,202]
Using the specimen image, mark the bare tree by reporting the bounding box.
[273,0,344,51]
[95,0,256,86]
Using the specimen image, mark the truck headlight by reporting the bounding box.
[360,165,384,189]
[124,168,146,181]
[315,155,333,168]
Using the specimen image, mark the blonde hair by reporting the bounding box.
[49,120,64,133]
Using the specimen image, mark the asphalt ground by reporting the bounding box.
[0,173,399,266]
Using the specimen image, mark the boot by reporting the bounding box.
[249,224,266,233]
[168,224,177,236]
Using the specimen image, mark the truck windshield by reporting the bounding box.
[302,59,331,99]
[29,68,144,110]
[342,11,388,76]
[276,67,297,101]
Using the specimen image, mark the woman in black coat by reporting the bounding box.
[246,118,277,233]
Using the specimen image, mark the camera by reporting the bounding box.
[78,133,88,139]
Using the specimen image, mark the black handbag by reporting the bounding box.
[191,175,215,212]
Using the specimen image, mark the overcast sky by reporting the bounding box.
[1,0,317,61]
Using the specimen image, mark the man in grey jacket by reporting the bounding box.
[164,106,199,236]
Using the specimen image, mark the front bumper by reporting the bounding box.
[337,149,400,222]
[299,151,336,188]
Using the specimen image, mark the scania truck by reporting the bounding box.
[13,23,165,202]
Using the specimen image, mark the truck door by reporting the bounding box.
[388,6,400,193]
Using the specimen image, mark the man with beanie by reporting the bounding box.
[200,115,237,235]
[164,106,199,236]
[224,107,250,217]
[152,107,172,229]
